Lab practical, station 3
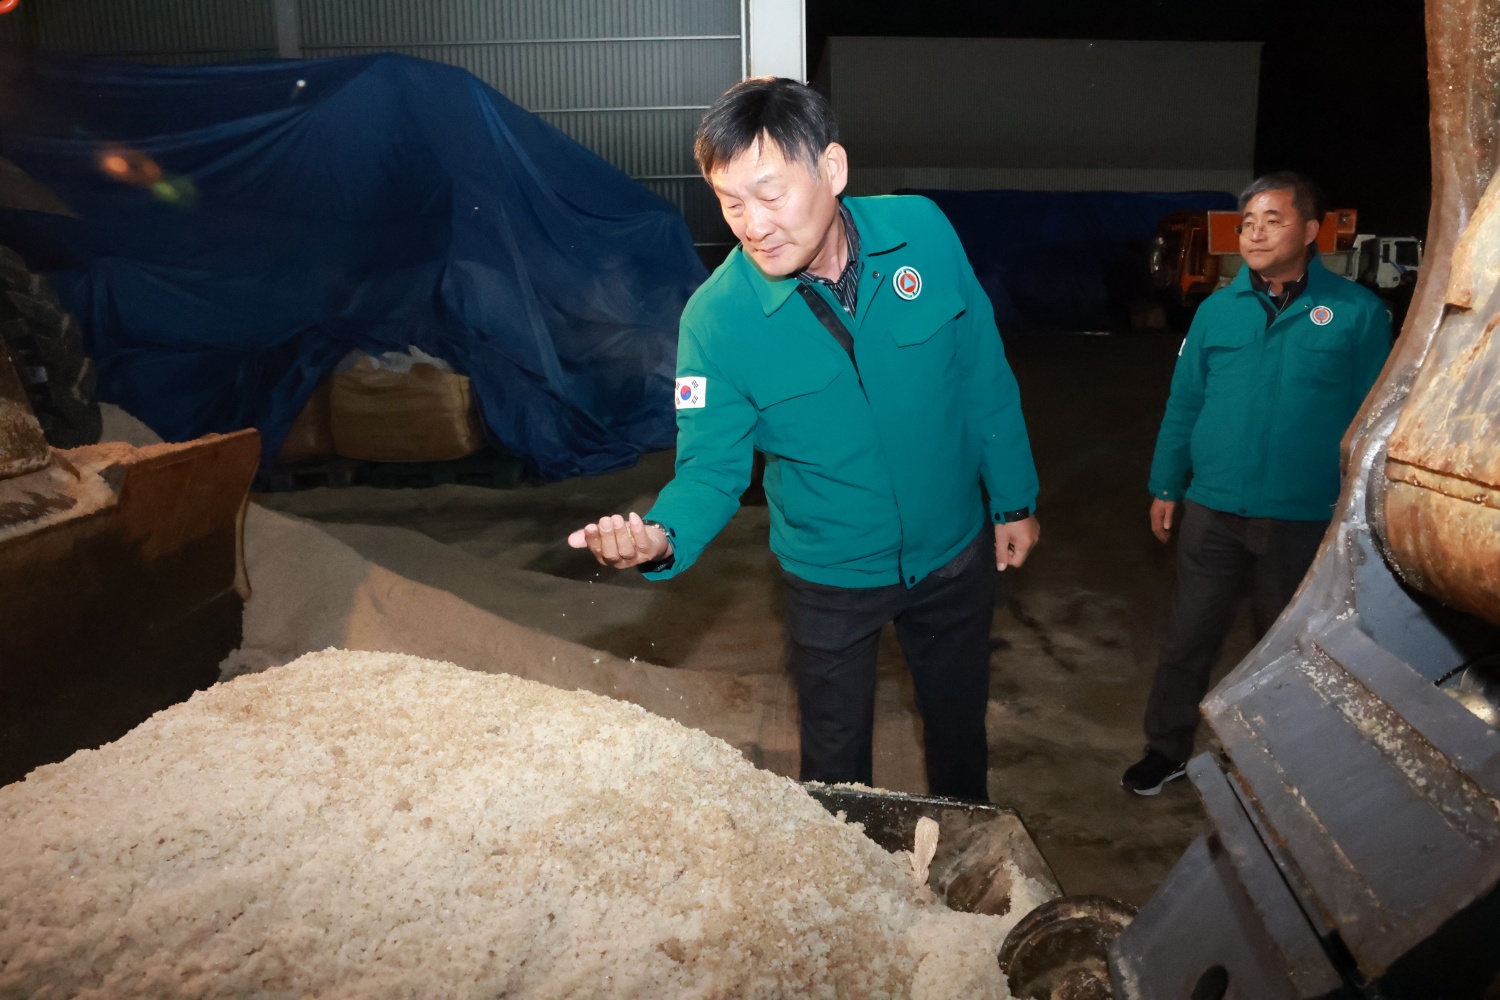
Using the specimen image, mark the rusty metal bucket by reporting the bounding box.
[1,428,261,785]
[804,784,1063,914]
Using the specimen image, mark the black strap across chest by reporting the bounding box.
[796,283,857,371]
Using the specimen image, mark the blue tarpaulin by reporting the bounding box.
[0,54,706,480]
[906,188,1238,333]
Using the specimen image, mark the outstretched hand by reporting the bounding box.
[995,517,1040,571]
[567,512,672,569]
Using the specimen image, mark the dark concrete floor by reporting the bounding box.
[263,330,1268,907]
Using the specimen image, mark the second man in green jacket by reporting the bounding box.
[1123,172,1392,795]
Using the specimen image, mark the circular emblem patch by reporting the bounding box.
[1310,305,1334,326]
[679,384,693,401]
[893,266,923,301]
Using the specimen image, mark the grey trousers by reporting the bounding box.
[1144,499,1328,763]
[783,531,997,802]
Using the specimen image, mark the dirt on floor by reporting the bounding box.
[255,331,1268,907]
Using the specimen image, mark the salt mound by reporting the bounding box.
[220,504,801,773]
[0,650,1009,999]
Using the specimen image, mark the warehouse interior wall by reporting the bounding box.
[819,37,1261,196]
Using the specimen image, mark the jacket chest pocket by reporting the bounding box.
[1201,324,1257,379]
[744,353,842,411]
[743,352,845,461]
[1289,325,1349,386]
[886,288,965,350]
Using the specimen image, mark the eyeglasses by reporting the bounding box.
[1235,220,1293,236]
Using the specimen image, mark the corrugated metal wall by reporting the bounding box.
[297,0,741,245]
[0,0,276,62]
[0,0,739,244]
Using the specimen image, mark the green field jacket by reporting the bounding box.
[1148,256,1391,521]
[645,195,1038,588]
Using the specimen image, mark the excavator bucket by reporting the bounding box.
[1110,2,1500,996]
[0,393,260,785]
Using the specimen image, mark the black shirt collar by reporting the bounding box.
[1249,265,1310,307]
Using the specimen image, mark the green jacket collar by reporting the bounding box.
[736,196,910,317]
[1230,252,1333,297]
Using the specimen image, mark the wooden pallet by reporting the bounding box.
[264,457,360,492]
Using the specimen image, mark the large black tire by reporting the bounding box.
[0,246,101,448]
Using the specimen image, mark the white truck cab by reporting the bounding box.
[1354,234,1423,289]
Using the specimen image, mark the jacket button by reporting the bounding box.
[908,576,916,584]
[874,271,882,280]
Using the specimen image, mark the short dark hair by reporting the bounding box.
[694,77,839,177]
[1238,171,1326,223]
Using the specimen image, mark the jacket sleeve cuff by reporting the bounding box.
[1149,484,1185,501]
[639,497,719,581]
[636,520,677,576]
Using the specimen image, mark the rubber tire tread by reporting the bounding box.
[0,252,101,448]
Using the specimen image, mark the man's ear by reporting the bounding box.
[1303,215,1322,250]
[823,142,849,197]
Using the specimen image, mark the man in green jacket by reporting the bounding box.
[1122,172,1391,795]
[568,78,1040,802]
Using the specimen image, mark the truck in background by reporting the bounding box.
[1354,232,1424,289]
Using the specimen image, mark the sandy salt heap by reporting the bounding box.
[0,650,1013,999]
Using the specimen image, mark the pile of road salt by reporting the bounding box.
[0,650,1015,999]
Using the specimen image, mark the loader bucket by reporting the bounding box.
[0,429,260,786]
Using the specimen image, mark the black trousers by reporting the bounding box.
[1144,499,1327,763]
[782,532,997,802]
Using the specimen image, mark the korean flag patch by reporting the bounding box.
[675,376,706,409]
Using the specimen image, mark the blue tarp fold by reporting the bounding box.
[0,54,706,480]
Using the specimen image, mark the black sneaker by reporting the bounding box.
[1121,748,1187,796]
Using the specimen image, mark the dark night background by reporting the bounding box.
[808,0,1432,237]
